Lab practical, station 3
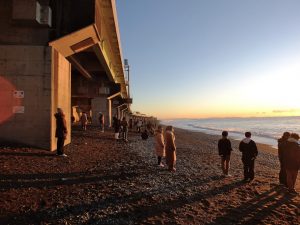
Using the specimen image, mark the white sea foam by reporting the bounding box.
[161,116,300,148]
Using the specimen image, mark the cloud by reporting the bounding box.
[272,109,300,113]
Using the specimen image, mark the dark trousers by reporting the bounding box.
[57,137,65,155]
[157,156,162,165]
[242,159,255,180]
[279,164,287,185]
[286,168,298,191]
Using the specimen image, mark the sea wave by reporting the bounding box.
[161,116,300,148]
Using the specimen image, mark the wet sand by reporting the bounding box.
[0,126,299,224]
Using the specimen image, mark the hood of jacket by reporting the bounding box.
[242,137,252,144]
[287,137,299,144]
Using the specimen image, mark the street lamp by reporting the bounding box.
[124,59,130,98]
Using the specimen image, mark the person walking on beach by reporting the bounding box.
[54,108,68,157]
[80,112,88,131]
[239,132,258,182]
[120,117,128,142]
[218,131,233,177]
[99,112,104,132]
[278,132,290,186]
[137,119,142,133]
[155,126,165,167]
[165,126,176,172]
[284,133,300,194]
[112,116,120,140]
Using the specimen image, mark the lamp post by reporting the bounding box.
[124,59,130,98]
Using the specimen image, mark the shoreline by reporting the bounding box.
[172,126,278,156]
[161,117,300,149]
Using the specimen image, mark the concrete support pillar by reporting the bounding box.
[50,48,71,151]
[108,99,112,127]
[91,96,108,126]
[0,46,71,151]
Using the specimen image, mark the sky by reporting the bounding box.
[116,0,300,119]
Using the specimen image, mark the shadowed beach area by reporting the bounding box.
[0,126,299,224]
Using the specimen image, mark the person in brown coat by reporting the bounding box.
[284,133,300,193]
[155,126,165,167]
[54,108,68,157]
[277,132,290,186]
[165,126,176,172]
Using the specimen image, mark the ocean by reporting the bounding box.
[162,116,300,148]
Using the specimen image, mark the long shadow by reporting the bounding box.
[0,171,138,191]
[0,152,55,157]
[71,133,116,141]
[91,180,245,224]
[1,175,223,224]
[207,186,296,225]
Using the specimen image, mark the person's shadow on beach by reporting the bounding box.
[207,185,298,225]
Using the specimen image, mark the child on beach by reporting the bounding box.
[154,126,165,167]
[165,126,176,172]
[239,132,258,182]
[218,131,233,177]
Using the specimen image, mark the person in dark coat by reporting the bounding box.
[112,116,120,139]
[284,133,300,193]
[141,129,149,140]
[218,131,233,177]
[99,112,104,132]
[55,108,68,157]
[277,132,290,186]
[239,132,258,182]
[120,117,128,142]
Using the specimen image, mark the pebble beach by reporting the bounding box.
[0,126,299,224]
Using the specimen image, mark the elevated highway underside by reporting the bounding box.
[0,0,131,150]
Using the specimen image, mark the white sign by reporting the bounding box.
[13,90,24,98]
[13,106,25,113]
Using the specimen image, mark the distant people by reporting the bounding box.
[284,133,300,194]
[239,132,258,182]
[129,118,133,130]
[137,120,142,133]
[54,108,68,157]
[112,116,120,140]
[141,129,149,140]
[165,126,176,172]
[155,126,165,167]
[80,112,88,131]
[218,131,233,177]
[278,132,290,186]
[121,117,128,142]
[99,112,104,132]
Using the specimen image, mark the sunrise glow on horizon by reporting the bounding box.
[117,0,300,119]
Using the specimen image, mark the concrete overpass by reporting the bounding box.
[0,0,132,150]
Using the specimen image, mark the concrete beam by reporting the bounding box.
[68,56,93,80]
